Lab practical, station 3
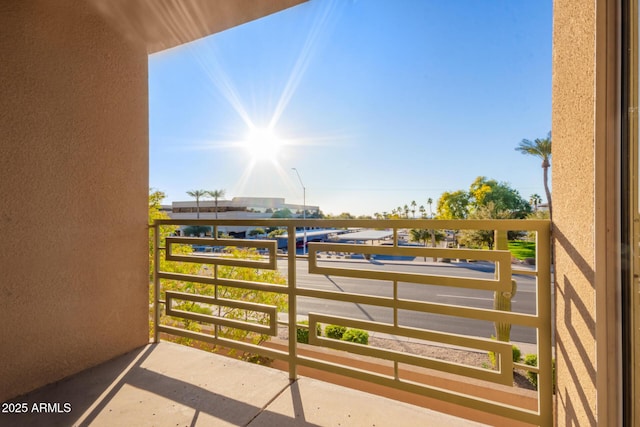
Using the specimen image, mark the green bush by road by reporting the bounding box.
[508,240,535,260]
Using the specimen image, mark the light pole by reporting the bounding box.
[292,168,307,255]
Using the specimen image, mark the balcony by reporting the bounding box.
[2,218,551,426]
[3,341,486,426]
[149,218,553,426]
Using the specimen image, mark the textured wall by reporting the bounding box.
[90,0,308,53]
[0,0,149,401]
[552,0,599,425]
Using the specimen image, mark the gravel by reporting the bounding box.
[279,326,536,391]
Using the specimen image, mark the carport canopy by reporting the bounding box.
[333,230,393,241]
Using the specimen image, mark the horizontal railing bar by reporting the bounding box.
[310,243,511,260]
[310,334,511,385]
[397,299,541,328]
[158,271,288,294]
[308,313,512,354]
[166,308,275,335]
[307,265,511,291]
[166,237,277,269]
[167,236,277,249]
[296,356,541,425]
[514,362,540,373]
[165,253,275,269]
[306,313,513,385]
[511,269,538,276]
[158,325,289,362]
[166,291,277,335]
[295,288,541,327]
[154,218,550,231]
[166,290,278,311]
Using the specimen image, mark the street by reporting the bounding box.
[277,257,545,344]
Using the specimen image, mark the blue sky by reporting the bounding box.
[149,0,552,216]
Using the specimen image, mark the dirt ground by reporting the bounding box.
[278,327,536,391]
[368,335,536,390]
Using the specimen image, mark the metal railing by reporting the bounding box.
[152,218,552,426]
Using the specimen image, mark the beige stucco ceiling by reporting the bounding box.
[89,0,308,53]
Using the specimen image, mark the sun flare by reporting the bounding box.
[241,127,285,163]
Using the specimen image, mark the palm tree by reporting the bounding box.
[529,193,542,211]
[516,132,552,218]
[186,189,207,219]
[403,204,409,219]
[426,197,435,250]
[419,205,426,219]
[410,200,417,218]
[410,228,430,261]
[206,189,226,219]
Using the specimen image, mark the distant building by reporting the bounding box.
[169,197,321,236]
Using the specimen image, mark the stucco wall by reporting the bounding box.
[0,0,149,401]
[552,0,618,425]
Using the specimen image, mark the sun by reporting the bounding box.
[241,127,285,163]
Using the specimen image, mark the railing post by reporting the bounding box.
[536,223,554,426]
[493,230,515,343]
[153,221,161,343]
[494,229,508,252]
[287,223,298,380]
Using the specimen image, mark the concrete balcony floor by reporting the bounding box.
[3,342,487,427]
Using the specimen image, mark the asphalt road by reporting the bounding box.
[277,257,545,344]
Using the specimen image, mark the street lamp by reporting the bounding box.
[291,168,307,255]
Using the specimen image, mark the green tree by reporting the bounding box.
[206,189,226,219]
[267,228,287,238]
[186,189,208,219]
[214,248,288,352]
[325,212,355,219]
[468,177,531,218]
[436,190,470,219]
[410,229,431,247]
[248,227,266,237]
[183,225,211,237]
[356,214,373,219]
[410,228,445,261]
[271,208,293,218]
[529,193,542,211]
[516,132,552,218]
[427,197,434,218]
[410,200,417,218]
[151,189,287,356]
[150,189,203,342]
[459,202,514,249]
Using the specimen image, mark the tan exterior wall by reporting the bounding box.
[553,0,621,425]
[0,0,149,401]
[0,0,307,403]
[90,0,308,54]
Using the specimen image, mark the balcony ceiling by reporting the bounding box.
[89,0,308,53]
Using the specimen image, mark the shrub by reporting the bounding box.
[341,328,369,345]
[512,345,522,363]
[488,344,522,368]
[524,354,538,387]
[523,354,556,391]
[325,324,347,340]
[296,320,322,344]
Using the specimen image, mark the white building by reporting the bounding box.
[170,197,321,236]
